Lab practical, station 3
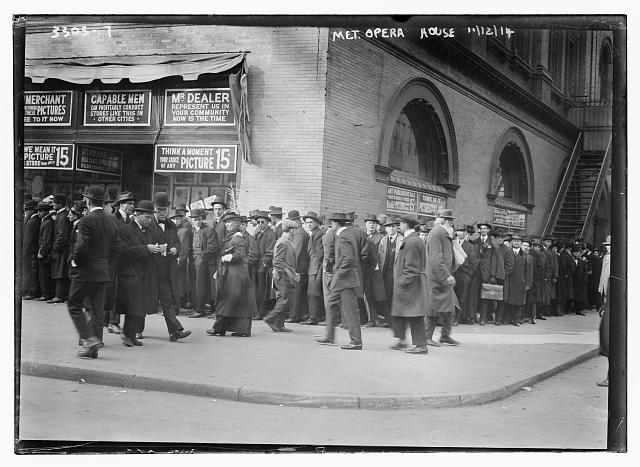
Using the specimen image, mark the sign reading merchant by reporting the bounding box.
[154,144,237,173]
[418,193,447,217]
[493,207,526,230]
[24,91,73,126]
[24,143,74,170]
[164,88,235,126]
[76,145,123,176]
[83,90,151,126]
[386,186,417,214]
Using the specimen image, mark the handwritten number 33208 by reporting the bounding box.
[51,26,112,38]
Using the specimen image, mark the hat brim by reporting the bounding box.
[303,216,321,223]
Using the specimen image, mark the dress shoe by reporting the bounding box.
[265,321,281,332]
[315,337,336,345]
[390,341,408,350]
[170,329,192,342]
[136,333,144,340]
[301,319,318,325]
[364,321,377,327]
[108,324,122,334]
[35,296,48,301]
[78,337,102,358]
[531,318,537,324]
[495,321,502,326]
[205,328,225,336]
[23,295,36,300]
[340,343,362,350]
[46,297,64,304]
[597,378,609,387]
[231,332,250,337]
[121,335,136,347]
[285,318,300,323]
[188,312,205,318]
[538,316,547,320]
[405,345,429,354]
[318,321,327,326]
[576,311,586,316]
[439,336,460,346]
[513,321,520,326]
[426,339,442,347]
[78,347,99,359]
[480,321,486,326]
[253,316,264,321]
[278,327,292,333]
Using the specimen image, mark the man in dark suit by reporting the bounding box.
[378,216,403,328]
[472,221,505,325]
[269,206,284,239]
[22,200,41,299]
[66,186,120,358]
[113,191,136,225]
[150,192,191,341]
[251,210,276,320]
[303,211,325,325]
[36,202,55,301]
[362,213,386,327]
[48,194,71,304]
[453,224,480,325]
[187,208,218,318]
[503,234,533,326]
[316,212,365,350]
[286,210,310,323]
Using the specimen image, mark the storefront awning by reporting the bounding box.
[25,52,246,84]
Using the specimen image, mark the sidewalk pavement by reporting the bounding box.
[18,300,601,410]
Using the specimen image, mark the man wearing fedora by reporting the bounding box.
[187,208,219,319]
[285,210,310,324]
[556,240,576,316]
[172,203,193,310]
[541,236,559,318]
[317,212,365,350]
[571,243,589,315]
[377,215,403,328]
[391,214,429,354]
[522,237,545,324]
[22,200,41,300]
[251,210,277,320]
[303,211,325,325]
[425,209,460,346]
[453,224,480,325]
[36,201,55,301]
[48,194,71,304]
[362,213,386,327]
[151,192,192,342]
[269,206,284,239]
[503,233,533,326]
[113,191,136,225]
[66,186,120,358]
[472,221,506,325]
[344,211,369,325]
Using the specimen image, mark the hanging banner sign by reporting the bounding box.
[24,143,74,170]
[164,88,235,126]
[386,186,417,214]
[418,193,447,217]
[24,91,73,126]
[154,144,238,173]
[493,207,526,230]
[76,145,123,176]
[83,90,151,126]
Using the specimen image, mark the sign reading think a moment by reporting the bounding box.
[154,144,238,173]
[83,90,151,126]
[24,91,73,126]
[418,193,447,217]
[493,207,526,229]
[24,144,74,170]
[164,89,234,126]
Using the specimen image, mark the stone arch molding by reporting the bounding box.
[488,126,535,208]
[378,78,459,188]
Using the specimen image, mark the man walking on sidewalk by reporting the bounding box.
[66,186,120,358]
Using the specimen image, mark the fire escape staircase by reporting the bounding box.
[543,133,612,240]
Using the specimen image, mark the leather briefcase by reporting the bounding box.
[481,283,503,301]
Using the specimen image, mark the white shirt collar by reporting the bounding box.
[404,228,415,236]
[336,226,347,236]
[89,207,103,212]
[134,219,145,230]
[57,207,66,214]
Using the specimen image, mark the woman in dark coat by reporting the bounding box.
[208,212,257,337]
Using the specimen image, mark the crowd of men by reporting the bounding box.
[22,187,611,357]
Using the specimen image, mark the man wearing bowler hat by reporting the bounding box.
[151,192,192,341]
[251,210,277,320]
[22,200,41,300]
[66,186,120,358]
[425,209,460,346]
[316,212,365,350]
[48,193,72,304]
[303,211,325,325]
[285,210,310,324]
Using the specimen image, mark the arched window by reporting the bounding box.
[388,99,449,184]
[493,142,529,204]
[599,41,613,103]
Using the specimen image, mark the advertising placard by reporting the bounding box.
[154,144,237,173]
[493,207,526,230]
[164,88,235,126]
[76,145,123,176]
[83,90,151,126]
[24,91,73,126]
[418,192,447,217]
[24,143,74,170]
[386,186,417,214]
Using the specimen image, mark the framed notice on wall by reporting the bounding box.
[154,144,238,173]
[75,145,123,176]
[24,91,73,126]
[493,207,526,231]
[24,143,74,170]
[83,90,151,126]
[164,88,235,126]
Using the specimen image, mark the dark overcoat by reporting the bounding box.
[473,236,505,282]
[216,231,258,318]
[392,231,428,317]
[503,249,533,306]
[68,209,119,283]
[556,251,575,303]
[542,248,558,304]
[527,248,546,304]
[152,218,181,304]
[23,214,41,292]
[307,227,325,297]
[348,226,368,298]
[378,233,403,275]
[117,221,159,316]
[572,257,589,304]
[330,227,362,293]
[363,231,386,302]
[292,225,310,276]
[51,208,71,279]
[37,214,55,263]
[176,220,192,298]
[426,224,456,316]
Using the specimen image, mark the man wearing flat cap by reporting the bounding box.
[251,210,277,320]
[48,193,72,304]
[286,210,310,324]
[425,209,460,346]
[303,211,325,325]
[361,213,386,327]
[22,200,41,299]
[36,202,55,301]
[66,186,120,358]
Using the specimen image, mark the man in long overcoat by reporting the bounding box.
[49,194,71,303]
[22,200,41,299]
[541,237,558,317]
[472,221,505,325]
[378,216,403,327]
[251,210,276,319]
[522,237,546,324]
[187,209,219,318]
[151,192,191,341]
[36,202,55,301]
[286,210,310,323]
[571,245,589,315]
[425,209,460,346]
[391,215,429,354]
[556,240,575,315]
[117,200,161,347]
[362,213,386,327]
[453,224,480,325]
[303,211,325,325]
[503,234,533,326]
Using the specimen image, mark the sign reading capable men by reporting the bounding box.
[154,144,237,173]
[164,88,234,126]
[84,90,151,126]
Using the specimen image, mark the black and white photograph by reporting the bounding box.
[11,9,628,455]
